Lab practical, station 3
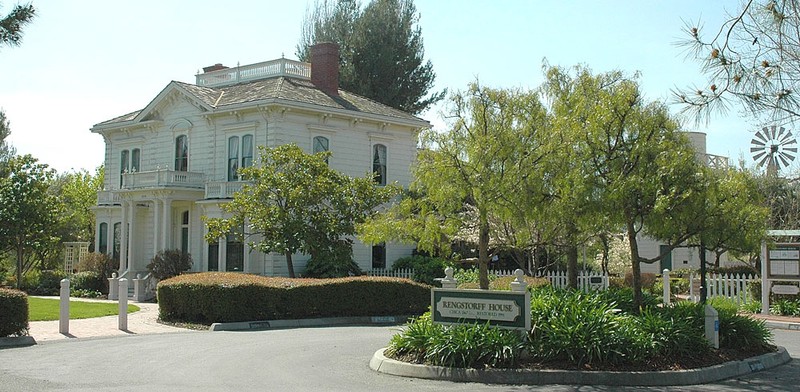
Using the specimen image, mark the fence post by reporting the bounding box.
[118,278,128,331]
[59,278,69,334]
[662,269,671,305]
[510,269,527,292]
[440,267,458,289]
[108,272,119,300]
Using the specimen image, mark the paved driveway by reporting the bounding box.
[1,326,799,392]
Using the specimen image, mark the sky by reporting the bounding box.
[0,1,772,174]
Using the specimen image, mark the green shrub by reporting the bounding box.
[147,249,192,280]
[740,300,763,314]
[707,297,773,350]
[641,302,709,360]
[624,271,657,291]
[72,289,103,298]
[770,299,800,316]
[29,270,67,296]
[77,252,118,293]
[453,268,498,285]
[391,255,450,286]
[387,312,441,363]
[0,288,28,337]
[748,279,761,301]
[529,289,644,366]
[70,271,104,293]
[304,239,361,278]
[157,273,430,323]
[596,287,660,314]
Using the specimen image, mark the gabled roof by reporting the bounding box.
[93,76,429,129]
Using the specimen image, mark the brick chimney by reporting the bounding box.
[203,63,228,73]
[310,42,339,96]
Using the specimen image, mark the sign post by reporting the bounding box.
[431,289,531,330]
[761,231,800,315]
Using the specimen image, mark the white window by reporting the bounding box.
[119,148,141,187]
[313,136,329,163]
[373,144,387,186]
[175,135,188,172]
[228,134,254,181]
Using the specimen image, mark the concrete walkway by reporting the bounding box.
[26,297,196,342]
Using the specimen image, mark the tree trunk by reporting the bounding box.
[15,243,23,290]
[566,225,578,289]
[478,215,490,290]
[699,240,707,304]
[626,221,643,314]
[285,250,296,278]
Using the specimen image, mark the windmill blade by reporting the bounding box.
[751,138,766,147]
[755,129,770,143]
[758,153,772,166]
[751,147,766,153]
[770,125,778,140]
[785,147,798,154]
[781,137,797,146]
[777,126,787,141]
[779,154,791,168]
[753,151,768,161]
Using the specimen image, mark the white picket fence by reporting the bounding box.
[688,273,758,305]
[366,268,609,291]
[364,268,415,279]
[489,269,609,291]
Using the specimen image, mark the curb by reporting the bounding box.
[764,320,800,331]
[0,336,36,349]
[209,315,410,331]
[369,346,791,386]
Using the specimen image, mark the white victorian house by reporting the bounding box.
[91,43,429,284]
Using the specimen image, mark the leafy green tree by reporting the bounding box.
[548,66,705,312]
[0,155,58,289]
[0,110,15,165]
[675,0,800,123]
[205,144,399,278]
[0,2,35,49]
[50,166,104,245]
[297,0,443,114]
[361,82,552,289]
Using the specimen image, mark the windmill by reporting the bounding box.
[751,125,797,175]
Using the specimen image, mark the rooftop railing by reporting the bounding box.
[196,58,311,87]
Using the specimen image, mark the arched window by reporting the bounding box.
[175,135,188,172]
[228,136,239,181]
[131,148,141,173]
[313,136,329,163]
[228,134,254,181]
[98,223,108,254]
[372,144,387,185]
[120,150,129,187]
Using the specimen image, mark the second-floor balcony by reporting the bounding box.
[122,169,205,190]
[205,181,246,199]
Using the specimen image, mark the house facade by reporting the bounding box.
[91,43,429,280]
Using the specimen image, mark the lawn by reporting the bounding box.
[28,297,140,321]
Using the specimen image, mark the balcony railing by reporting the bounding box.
[97,190,121,205]
[122,170,205,190]
[196,58,311,87]
[707,154,729,169]
[205,181,247,199]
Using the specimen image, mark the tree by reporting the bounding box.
[0,2,35,49]
[50,166,104,245]
[297,0,444,114]
[0,155,58,289]
[361,82,552,289]
[205,144,398,278]
[549,65,706,312]
[675,0,800,124]
[0,110,15,165]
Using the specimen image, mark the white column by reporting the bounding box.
[162,199,172,250]
[119,201,129,272]
[128,201,136,271]
[152,199,161,254]
[218,237,226,272]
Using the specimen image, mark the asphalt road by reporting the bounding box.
[0,326,798,392]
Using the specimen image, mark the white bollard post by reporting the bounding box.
[118,278,128,330]
[440,267,458,289]
[704,304,719,349]
[510,269,528,292]
[662,269,671,305]
[59,278,70,334]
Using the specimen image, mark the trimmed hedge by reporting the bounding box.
[157,272,431,324]
[0,288,29,337]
